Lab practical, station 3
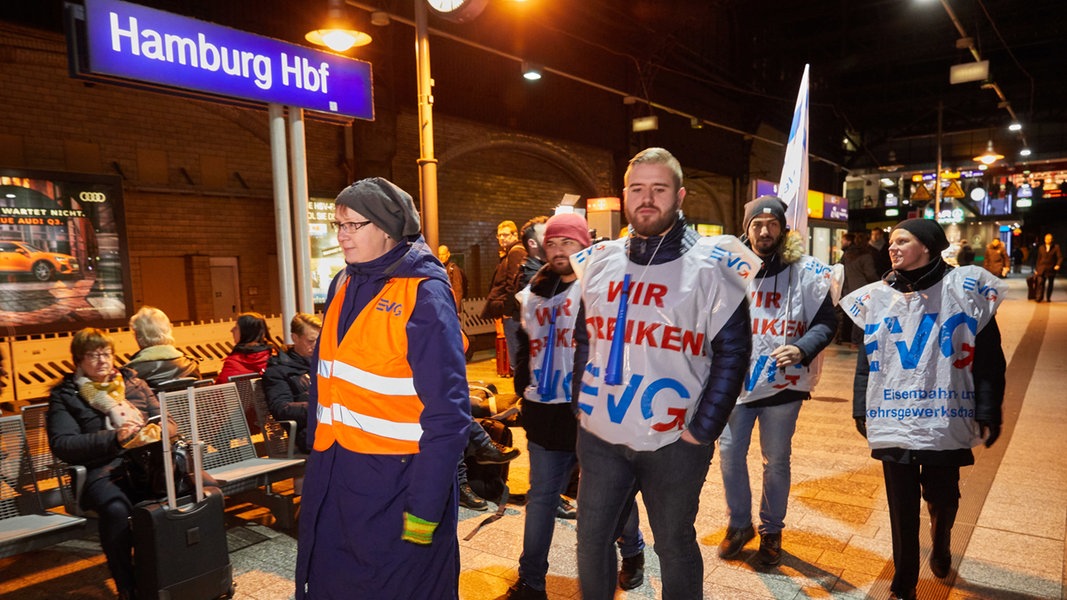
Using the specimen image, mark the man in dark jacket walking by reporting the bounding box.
[1034,233,1063,302]
[572,147,754,600]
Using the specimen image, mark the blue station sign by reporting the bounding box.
[79,0,373,120]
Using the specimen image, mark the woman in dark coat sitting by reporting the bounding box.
[125,306,201,389]
[46,328,186,600]
[262,313,321,454]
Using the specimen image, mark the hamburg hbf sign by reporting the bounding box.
[67,0,374,120]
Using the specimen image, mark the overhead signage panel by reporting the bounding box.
[81,0,373,119]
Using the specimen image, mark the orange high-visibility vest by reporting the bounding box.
[315,276,426,454]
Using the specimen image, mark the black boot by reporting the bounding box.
[472,440,520,464]
[617,551,644,590]
[929,502,954,578]
[459,483,489,511]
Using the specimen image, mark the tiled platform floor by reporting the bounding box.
[1,275,1063,600]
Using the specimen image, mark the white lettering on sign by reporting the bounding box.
[107,12,340,95]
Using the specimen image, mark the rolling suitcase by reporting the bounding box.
[1027,274,1038,300]
[133,387,234,600]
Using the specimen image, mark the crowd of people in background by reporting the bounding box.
[35,148,1035,600]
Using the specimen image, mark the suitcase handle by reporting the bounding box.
[160,387,207,510]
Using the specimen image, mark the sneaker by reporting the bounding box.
[506,579,548,600]
[617,551,644,590]
[459,483,489,511]
[757,532,782,566]
[717,524,755,559]
[472,441,521,464]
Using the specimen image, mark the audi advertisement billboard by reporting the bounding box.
[0,169,132,335]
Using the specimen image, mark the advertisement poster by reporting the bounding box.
[0,170,132,335]
[307,197,345,306]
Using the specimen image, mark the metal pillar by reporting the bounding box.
[268,103,296,342]
[288,107,314,316]
[415,0,439,250]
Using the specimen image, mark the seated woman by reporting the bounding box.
[262,313,320,454]
[215,312,277,384]
[125,306,201,389]
[46,328,207,600]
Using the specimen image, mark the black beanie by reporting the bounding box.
[334,177,421,241]
[743,195,788,231]
[891,218,949,254]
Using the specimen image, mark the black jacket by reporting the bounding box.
[46,369,160,508]
[482,241,526,320]
[852,259,1006,465]
[262,346,311,454]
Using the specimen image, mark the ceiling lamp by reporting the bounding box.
[521,61,543,81]
[1020,148,1032,157]
[306,0,372,52]
[1008,122,1022,132]
[973,140,1004,166]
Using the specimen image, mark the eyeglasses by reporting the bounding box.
[330,220,373,234]
[85,351,113,362]
[497,231,516,239]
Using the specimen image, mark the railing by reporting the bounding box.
[0,296,496,413]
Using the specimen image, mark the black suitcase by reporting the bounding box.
[133,387,234,600]
[1027,274,1039,300]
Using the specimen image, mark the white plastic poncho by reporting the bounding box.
[517,282,584,404]
[840,266,1004,451]
[739,255,833,404]
[570,235,757,451]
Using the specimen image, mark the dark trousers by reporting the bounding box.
[1037,272,1056,300]
[881,462,960,595]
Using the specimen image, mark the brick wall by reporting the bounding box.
[1,22,736,323]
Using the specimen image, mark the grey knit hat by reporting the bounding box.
[334,177,421,241]
[743,195,788,231]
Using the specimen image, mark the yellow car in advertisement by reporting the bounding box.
[0,241,81,281]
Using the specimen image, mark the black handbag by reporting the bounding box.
[123,437,193,499]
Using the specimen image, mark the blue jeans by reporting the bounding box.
[718,400,803,535]
[518,442,578,590]
[617,502,644,559]
[576,428,713,600]
[502,316,523,376]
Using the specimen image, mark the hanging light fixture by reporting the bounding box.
[521,61,543,81]
[973,140,1004,166]
[306,0,372,52]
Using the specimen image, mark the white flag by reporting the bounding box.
[779,65,810,238]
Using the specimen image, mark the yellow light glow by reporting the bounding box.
[305,28,372,52]
[973,140,1004,165]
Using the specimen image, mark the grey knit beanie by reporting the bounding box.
[334,177,421,241]
[743,195,788,231]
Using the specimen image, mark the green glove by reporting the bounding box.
[401,512,438,545]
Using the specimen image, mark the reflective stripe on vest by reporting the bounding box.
[315,276,425,454]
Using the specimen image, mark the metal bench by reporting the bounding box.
[0,415,87,559]
[230,375,299,460]
[159,383,304,529]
